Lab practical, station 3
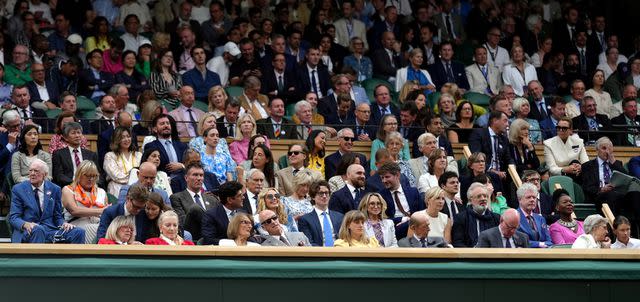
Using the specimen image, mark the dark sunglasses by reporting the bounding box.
[556,126,570,131]
[266,193,281,200]
[341,137,354,141]
[288,151,303,156]
[262,215,278,225]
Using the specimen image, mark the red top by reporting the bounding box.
[97,238,119,245]
[145,237,195,245]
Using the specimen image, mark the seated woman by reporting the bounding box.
[305,130,327,176]
[132,100,163,138]
[328,153,360,192]
[62,160,108,244]
[404,90,430,123]
[128,147,172,195]
[549,189,584,245]
[395,48,436,95]
[543,117,588,182]
[11,124,52,183]
[240,135,271,169]
[422,187,452,244]
[145,210,195,245]
[282,171,315,222]
[242,144,277,187]
[104,126,142,197]
[219,213,261,246]
[358,192,398,247]
[48,112,89,154]
[418,148,448,193]
[385,131,417,187]
[149,49,183,107]
[98,216,141,245]
[508,118,540,174]
[207,85,227,119]
[334,210,380,247]
[229,113,258,165]
[473,173,508,215]
[200,127,236,184]
[256,187,297,232]
[572,214,611,249]
[116,50,150,102]
[511,97,542,144]
[447,100,479,144]
[189,112,231,158]
[611,216,640,249]
[436,93,457,128]
[145,192,170,239]
[342,36,373,83]
[460,152,503,204]
[370,115,410,173]
[409,132,457,179]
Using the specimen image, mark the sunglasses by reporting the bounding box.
[341,137,354,141]
[288,151,303,156]
[266,193,281,200]
[262,215,278,225]
[556,126,570,131]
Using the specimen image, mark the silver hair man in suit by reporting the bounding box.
[397,212,449,248]
[476,208,529,248]
[259,209,310,246]
[275,143,323,196]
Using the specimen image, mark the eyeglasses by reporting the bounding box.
[266,193,281,200]
[240,220,253,225]
[526,178,540,183]
[288,151,303,156]
[316,191,330,197]
[84,174,99,180]
[341,137,354,141]
[556,126,570,131]
[262,215,278,225]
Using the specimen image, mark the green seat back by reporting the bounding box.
[278,154,289,170]
[225,86,244,99]
[362,78,393,104]
[547,175,576,201]
[76,95,97,112]
[193,100,209,112]
[107,193,118,205]
[285,103,296,118]
[46,108,62,119]
[427,91,441,110]
[463,91,491,107]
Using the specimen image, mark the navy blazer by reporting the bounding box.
[527,97,551,122]
[259,67,297,104]
[0,132,16,178]
[27,79,60,106]
[182,68,221,100]
[427,60,470,90]
[517,208,553,248]
[115,69,149,102]
[468,128,514,172]
[571,114,613,143]
[77,68,115,99]
[96,202,149,242]
[143,139,188,174]
[365,173,411,193]
[170,170,220,195]
[324,151,368,179]
[201,204,244,245]
[380,184,424,225]
[298,209,344,246]
[351,120,378,141]
[295,64,331,100]
[328,185,368,214]
[370,103,400,127]
[539,117,557,140]
[9,180,63,243]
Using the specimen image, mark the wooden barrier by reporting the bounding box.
[602,204,615,228]
[508,164,522,188]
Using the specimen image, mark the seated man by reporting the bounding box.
[539,96,566,140]
[256,98,299,140]
[328,164,368,214]
[469,110,514,180]
[258,209,311,246]
[610,97,640,147]
[397,212,449,248]
[27,63,60,110]
[452,182,500,247]
[522,170,556,224]
[9,159,85,243]
[90,95,117,135]
[476,208,530,248]
[365,148,410,193]
[238,75,270,121]
[144,114,188,175]
[439,171,464,222]
[324,128,368,179]
[571,96,612,144]
[352,103,377,142]
[378,162,423,239]
[170,163,219,241]
[77,49,115,103]
[201,181,246,245]
[118,162,170,205]
[168,85,205,138]
[96,184,150,242]
[182,46,221,101]
[275,143,323,196]
[298,180,344,246]
[52,122,101,188]
[294,100,336,139]
[516,182,553,248]
[170,149,220,194]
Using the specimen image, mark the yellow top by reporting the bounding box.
[85,36,111,53]
[292,113,324,125]
[334,237,380,248]
[307,154,325,176]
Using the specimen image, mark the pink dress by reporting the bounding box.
[549,220,585,245]
[228,136,271,165]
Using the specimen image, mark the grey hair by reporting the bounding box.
[30,158,48,176]
[109,83,126,96]
[511,97,529,114]
[384,131,404,147]
[294,100,311,114]
[417,132,436,147]
[526,14,542,32]
[595,136,613,150]
[244,168,264,181]
[583,214,608,234]
[62,122,83,136]
[337,127,354,138]
[2,109,20,125]
[516,182,538,201]
[467,182,487,201]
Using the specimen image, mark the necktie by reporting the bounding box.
[187,108,198,135]
[274,123,281,138]
[527,215,539,241]
[164,140,177,162]
[389,51,396,68]
[588,118,599,130]
[280,236,291,246]
[603,162,611,184]
[73,149,81,168]
[599,33,605,49]
[322,212,334,247]
[420,238,427,247]
[393,191,410,217]
[22,109,29,120]
[580,49,586,75]
[492,135,500,171]
[353,188,361,208]
[34,188,41,216]
[446,63,455,83]
[194,193,203,209]
[277,75,284,92]
[311,70,318,95]
[445,14,454,38]
[228,124,234,137]
[570,26,576,41]
[293,169,299,176]
[538,102,548,120]
[504,237,512,248]
[534,198,541,214]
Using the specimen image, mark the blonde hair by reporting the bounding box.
[105,215,136,244]
[207,85,228,112]
[140,100,162,128]
[337,210,372,245]
[293,170,313,189]
[424,186,445,209]
[227,212,255,239]
[257,188,288,225]
[71,160,100,188]
[398,80,419,104]
[508,118,530,144]
[197,112,218,136]
[235,113,257,140]
[358,192,388,220]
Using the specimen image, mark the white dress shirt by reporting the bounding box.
[392,186,410,218]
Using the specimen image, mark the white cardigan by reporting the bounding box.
[501,63,538,96]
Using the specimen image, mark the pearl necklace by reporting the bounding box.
[558,219,577,230]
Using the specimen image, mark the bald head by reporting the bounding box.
[409,211,430,239]
[346,164,366,188]
[499,208,520,239]
[138,162,158,188]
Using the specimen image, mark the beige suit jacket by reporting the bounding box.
[275,166,323,196]
[465,63,502,95]
[238,94,270,122]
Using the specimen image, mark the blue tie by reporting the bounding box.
[322,212,334,247]
[164,140,178,162]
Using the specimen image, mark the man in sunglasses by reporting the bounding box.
[258,209,310,246]
[324,128,368,179]
[275,144,323,196]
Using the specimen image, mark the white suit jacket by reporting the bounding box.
[364,219,398,247]
[543,135,589,175]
